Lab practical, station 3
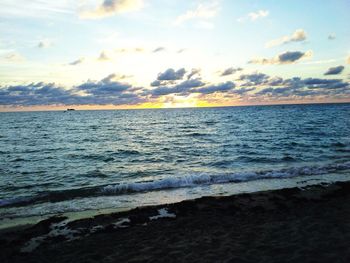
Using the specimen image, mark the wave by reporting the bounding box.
[102,161,350,194]
[1,161,350,209]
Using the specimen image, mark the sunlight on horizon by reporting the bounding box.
[0,0,349,111]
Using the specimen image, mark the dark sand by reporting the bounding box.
[1,181,350,263]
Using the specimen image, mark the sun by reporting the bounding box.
[161,95,200,108]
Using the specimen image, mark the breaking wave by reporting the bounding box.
[1,161,350,209]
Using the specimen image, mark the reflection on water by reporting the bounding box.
[0,103,350,219]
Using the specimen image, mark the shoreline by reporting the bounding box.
[1,180,350,262]
[2,171,349,231]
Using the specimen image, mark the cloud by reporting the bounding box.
[255,75,349,98]
[98,51,110,61]
[157,68,186,81]
[68,57,85,66]
[153,47,165,53]
[248,10,269,21]
[37,39,53,49]
[174,1,219,26]
[150,80,161,87]
[347,56,350,64]
[148,68,238,97]
[303,78,348,89]
[254,77,349,99]
[255,87,290,96]
[1,68,349,107]
[2,52,25,62]
[149,79,236,97]
[0,1,74,19]
[235,71,349,101]
[194,81,235,94]
[150,78,205,96]
[324,65,345,75]
[0,74,145,106]
[238,10,269,22]
[278,51,310,63]
[220,67,243,76]
[100,73,132,82]
[0,82,78,106]
[76,78,130,95]
[114,47,146,54]
[187,68,201,80]
[239,73,269,86]
[80,0,144,19]
[150,68,187,88]
[249,50,313,65]
[265,29,307,48]
[328,34,336,40]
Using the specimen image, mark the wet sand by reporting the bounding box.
[1,181,350,263]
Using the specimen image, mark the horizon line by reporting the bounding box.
[1,101,350,113]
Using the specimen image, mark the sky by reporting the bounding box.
[0,0,349,111]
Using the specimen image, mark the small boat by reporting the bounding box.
[67,108,75,111]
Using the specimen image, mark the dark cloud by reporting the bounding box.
[153,47,165,53]
[328,34,336,40]
[231,87,255,95]
[0,83,78,106]
[69,58,85,66]
[157,68,186,81]
[1,68,349,107]
[255,76,349,98]
[249,51,312,65]
[278,51,307,63]
[267,77,284,86]
[220,67,243,76]
[176,78,205,89]
[255,87,290,96]
[303,78,348,89]
[187,68,201,80]
[194,81,235,94]
[0,75,145,106]
[76,80,130,95]
[239,73,269,86]
[99,73,132,82]
[150,78,205,96]
[151,68,201,88]
[150,80,162,87]
[324,65,345,75]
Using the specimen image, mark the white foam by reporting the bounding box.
[149,208,176,220]
[102,161,350,195]
[113,218,130,228]
[90,225,104,233]
[21,219,80,253]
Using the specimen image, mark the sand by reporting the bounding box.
[1,181,350,263]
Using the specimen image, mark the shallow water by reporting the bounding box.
[1,104,350,220]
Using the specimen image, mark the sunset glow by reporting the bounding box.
[0,0,349,111]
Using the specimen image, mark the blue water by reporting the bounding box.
[1,104,350,220]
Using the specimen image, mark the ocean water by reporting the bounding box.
[1,104,350,224]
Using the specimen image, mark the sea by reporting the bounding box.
[1,103,350,228]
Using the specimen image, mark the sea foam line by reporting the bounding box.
[1,161,350,208]
[101,161,350,194]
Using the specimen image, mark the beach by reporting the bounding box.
[1,180,350,263]
[1,0,350,261]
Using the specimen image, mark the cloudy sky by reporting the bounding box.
[0,0,349,111]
